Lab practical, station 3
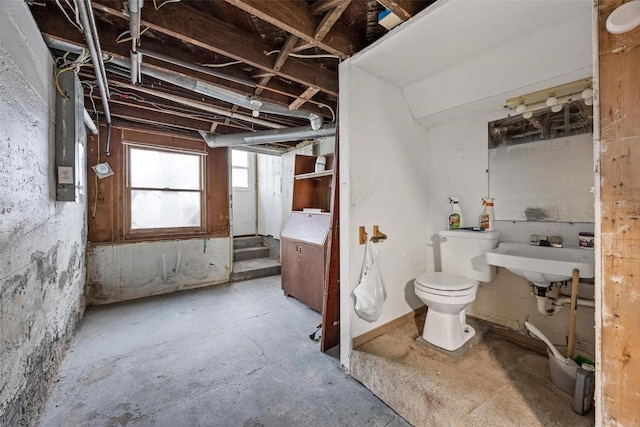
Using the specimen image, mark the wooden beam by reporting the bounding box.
[92,1,339,96]
[598,0,640,424]
[289,87,320,110]
[223,0,356,58]
[274,35,300,72]
[376,0,428,22]
[314,0,352,42]
[31,5,329,115]
[98,102,217,133]
[311,0,350,15]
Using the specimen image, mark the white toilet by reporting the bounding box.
[414,230,500,351]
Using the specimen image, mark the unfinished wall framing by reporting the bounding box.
[597,0,640,424]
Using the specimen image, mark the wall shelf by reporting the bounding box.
[294,170,333,180]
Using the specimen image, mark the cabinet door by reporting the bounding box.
[298,242,325,312]
[281,238,299,297]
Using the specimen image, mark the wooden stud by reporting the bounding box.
[566,268,580,360]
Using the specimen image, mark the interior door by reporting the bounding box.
[231,149,256,236]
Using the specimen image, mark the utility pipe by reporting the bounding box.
[113,82,286,129]
[535,295,596,316]
[199,123,336,148]
[83,109,99,135]
[75,0,112,155]
[84,0,109,97]
[111,57,323,126]
[138,48,256,88]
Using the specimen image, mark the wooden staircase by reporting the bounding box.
[231,236,281,282]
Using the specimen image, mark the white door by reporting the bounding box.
[231,149,257,236]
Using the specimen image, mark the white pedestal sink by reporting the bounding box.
[485,242,595,285]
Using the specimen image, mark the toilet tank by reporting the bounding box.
[439,230,500,282]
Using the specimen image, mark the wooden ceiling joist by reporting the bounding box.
[91,1,340,96]
[289,87,320,111]
[223,0,357,59]
[314,0,352,42]
[376,0,429,22]
[311,0,351,15]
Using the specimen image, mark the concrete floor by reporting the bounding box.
[350,314,596,427]
[38,275,408,427]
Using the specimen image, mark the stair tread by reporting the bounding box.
[234,246,268,253]
[233,257,281,273]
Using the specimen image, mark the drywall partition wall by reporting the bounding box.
[598,0,640,423]
[0,2,87,424]
[351,0,592,128]
[404,13,592,127]
[257,154,283,239]
[425,115,596,355]
[88,238,230,304]
[339,62,429,368]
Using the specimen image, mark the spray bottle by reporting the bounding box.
[479,198,494,231]
[448,196,463,229]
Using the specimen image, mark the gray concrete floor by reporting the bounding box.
[38,275,408,427]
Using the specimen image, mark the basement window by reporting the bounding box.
[126,146,205,235]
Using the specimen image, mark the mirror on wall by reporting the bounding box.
[488,101,594,222]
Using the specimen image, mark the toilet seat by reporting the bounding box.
[415,272,477,294]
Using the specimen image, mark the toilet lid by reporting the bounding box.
[415,272,476,292]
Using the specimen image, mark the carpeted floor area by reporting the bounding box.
[350,314,595,427]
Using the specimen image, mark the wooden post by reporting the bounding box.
[567,268,580,360]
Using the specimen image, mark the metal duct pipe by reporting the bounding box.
[138,48,256,88]
[199,123,336,148]
[42,38,284,130]
[85,0,109,96]
[75,0,112,154]
[129,0,143,43]
[113,82,286,129]
[113,57,323,127]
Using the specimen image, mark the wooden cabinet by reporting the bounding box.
[281,154,333,312]
[281,212,331,312]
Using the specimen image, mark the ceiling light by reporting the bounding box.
[546,96,558,107]
[309,114,323,131]
[516,104,526,114]
[581,88,593,99]
[606,0,640,34]
[584,97,594,106]
[249,96,262,118]
[551,104,563,113]
[523,112,533,119]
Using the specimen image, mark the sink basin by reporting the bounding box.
[485,242,595,285]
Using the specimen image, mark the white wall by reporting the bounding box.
[425,116,596,355]
[87,238,230,304]
[0,2,86,423]
[340,0,596,368]
[339,62,429,368]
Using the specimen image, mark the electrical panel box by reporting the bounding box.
[55,70,86,202]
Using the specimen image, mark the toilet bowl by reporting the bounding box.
[415,272,479,351]
[415,230,500,352]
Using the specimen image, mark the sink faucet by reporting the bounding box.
[530,235,563,248]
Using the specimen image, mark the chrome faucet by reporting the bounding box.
[530,235,563,248]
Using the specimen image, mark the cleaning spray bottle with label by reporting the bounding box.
[479,198,494,230]
[448,196,463,229]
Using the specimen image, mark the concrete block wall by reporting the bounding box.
[0,2,87,424]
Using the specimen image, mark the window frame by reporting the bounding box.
[123,143,207,240]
